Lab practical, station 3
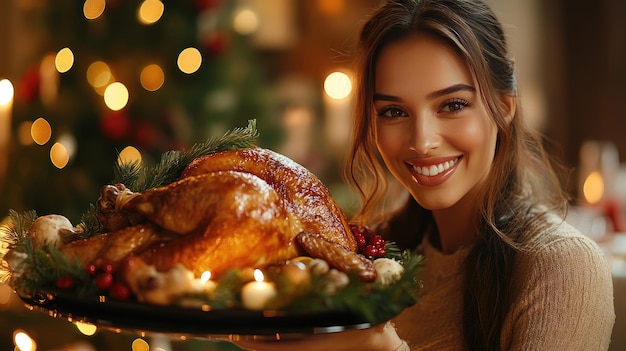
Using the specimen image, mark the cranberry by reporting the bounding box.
[95,273,114,291]
[86,264,98,276]
[109,282,132,300]
[56,275,76,290]
[363,244,379,258]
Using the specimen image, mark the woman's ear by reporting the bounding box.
[501,94,516,124]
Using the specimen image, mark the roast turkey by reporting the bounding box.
[59,147,375,282]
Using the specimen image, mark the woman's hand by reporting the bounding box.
[232,321,405,351]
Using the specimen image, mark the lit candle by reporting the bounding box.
[0,79,14,187]
[323,71,353,151]
[190,270,217,294]
[241,269,276,310]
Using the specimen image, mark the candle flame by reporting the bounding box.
[583,171,604,205]
[200,271,212,283]
[253,269,264,282]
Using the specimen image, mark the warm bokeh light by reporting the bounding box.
[118,146,142,165]
[57,133,77,159]
[0,283,11,305]
[18,121,34,145]
[75,322,97,336]
[55,47,74,73]
[39,54,59,105]
[13,330,36,351]
[583,171,604,205]
[131,338,150,351]
[137,0,164,25]
[31,118,52,145]
[50,142,70,169]
[0,78,14,105]
[87,61,114,96]
[233,7,259,35]
[104,82,129,111]
[83,0,106,20]
[324,71,352,100]
[317,0,346,16]
[140,64,165,91]
[177,47,202,74]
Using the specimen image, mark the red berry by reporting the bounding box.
[109,282,132,300]
[363,245,379,258]
[56,275,76,290]
[355,233,366,250]
[95,273,114,291]
[377,246,387,257]
[102,263,114,274]
[371,235,385,247]
[86,264,98,276]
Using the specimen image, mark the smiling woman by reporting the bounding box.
[235,0,615,350]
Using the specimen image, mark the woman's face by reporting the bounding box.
[373,33,498,212]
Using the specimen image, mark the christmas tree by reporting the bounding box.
[1,0,281,223]
[0,1,281,350]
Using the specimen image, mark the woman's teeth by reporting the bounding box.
[413,157,459,176]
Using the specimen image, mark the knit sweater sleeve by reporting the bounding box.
[502,224,615,350]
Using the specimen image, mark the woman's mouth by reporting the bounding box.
[407,156,461,186]
[412,157,459,176]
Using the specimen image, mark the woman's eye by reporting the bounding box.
[376,106,407,118]
[440,99,469,113]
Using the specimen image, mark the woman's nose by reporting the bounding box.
[409,114,440,154]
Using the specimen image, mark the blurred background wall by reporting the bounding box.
[0,0,625,350]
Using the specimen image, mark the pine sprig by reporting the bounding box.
[0,211,96,295]
[113,119,259,191]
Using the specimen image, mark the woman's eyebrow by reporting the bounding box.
[426,83,476,99]
[373,93,401,102]
[373,83,476,103]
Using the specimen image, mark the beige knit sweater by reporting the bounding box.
[393,218,615,350]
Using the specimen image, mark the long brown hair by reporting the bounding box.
[345,0,569,349]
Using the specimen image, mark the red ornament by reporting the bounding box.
[16,66,41,103]
[100,111,131,140]
[134,120,158,148]
[195,0,221,12]
[202,32,230,56]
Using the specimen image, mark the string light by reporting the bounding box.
[177,47,202,74]
[118,146,142,165]
[83,0,106,20]
[55,47,74,73]
[137,0,164,25]
[50,142,70,169]
[31,118,52,145]
[140,64,165,91]
[103,82,129,111]
[87,61,114,96]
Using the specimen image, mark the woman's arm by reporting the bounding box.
[502,229,615,350]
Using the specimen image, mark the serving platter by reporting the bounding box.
[19,291,375,339]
